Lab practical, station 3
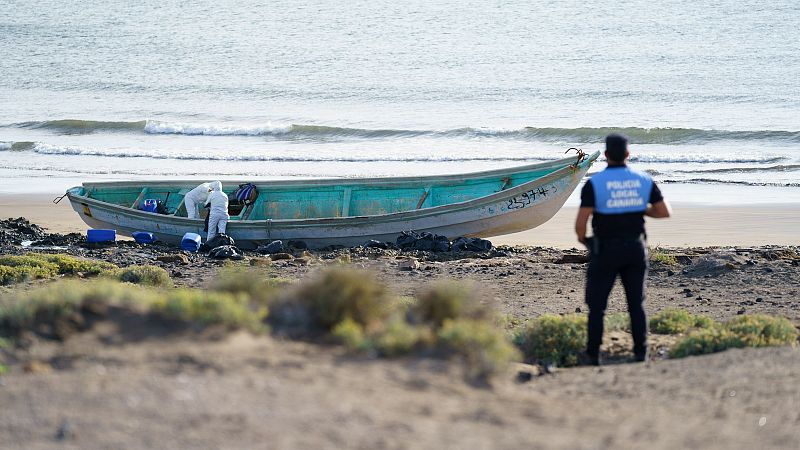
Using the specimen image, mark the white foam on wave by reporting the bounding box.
[143,119,293,136]
[0,142,11,151]
[631,154,786,164]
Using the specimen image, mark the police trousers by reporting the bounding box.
[585,238,648,357]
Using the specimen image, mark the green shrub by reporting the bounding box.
[291,268,393,331]
[438,319,520,381]
[0,254,118,285]
[113,265,173,287]
[1,279,267,337]
[0,264,57,285]
[605,312,630,332]
[150,289,267,333]
[650,309,715,334]
[670,327,745,358]
[374,319,432,356]
[0,255,58,270]
[670,314,798,358]
[414,281,490,328]
[0,363,7,376]
[650,249,678,265]
[33,254,117,275]
[724,314,798,347]
[0,280,154,335]
[516,314,587,367]
[332,317,369,351]
[210,268,278,305]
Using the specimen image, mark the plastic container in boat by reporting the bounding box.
[141,199,158,213]
[181,232,202,252]
[132,231,156,244]
[87,229,116,243]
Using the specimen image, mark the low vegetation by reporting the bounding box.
[210,268,281,306]
[671,314,798,358]
[413,281,490,327]
[150,290,267,333]
[438,319,521,380]
[0,254,118,285]
[0,279,267,337]
[289,268,393,332]
[604,312,631,332]
[650,247,678,265]
[1,259,798,379]
[650,309,715,334]
[515,314,587,367]
[112,265,173,287]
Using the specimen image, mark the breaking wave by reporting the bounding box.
[9,142,555,163]
[8,119,800,143]
[1,141,791,165]
[660,178,800,188]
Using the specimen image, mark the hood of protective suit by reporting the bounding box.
[210,181,223,192]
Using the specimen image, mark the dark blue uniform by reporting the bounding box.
[580,165,663,360]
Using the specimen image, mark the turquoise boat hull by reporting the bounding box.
[65,151,599,248]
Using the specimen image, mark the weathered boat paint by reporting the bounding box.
[66,152,599,248]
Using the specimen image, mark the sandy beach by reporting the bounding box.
[8,191,800,248]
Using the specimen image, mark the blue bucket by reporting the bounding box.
[132,231,156,244]
[87,229,116,243]
[181,232,202,252]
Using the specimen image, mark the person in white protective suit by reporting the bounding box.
[184,182,213,219]
[205,181,229,242]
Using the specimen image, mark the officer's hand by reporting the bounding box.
[577,235,587,245]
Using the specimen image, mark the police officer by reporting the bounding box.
[575,133,671,365]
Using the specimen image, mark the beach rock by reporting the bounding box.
[685,253,746,277]
[157,254,190,265]
[398,258,420,271]
[293,256,312,266]
[250,257,272,267]
[270,253,293,261]
[516,371,533,383]
[555,253,589,264]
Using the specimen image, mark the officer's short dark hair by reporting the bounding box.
[605,133,629,162]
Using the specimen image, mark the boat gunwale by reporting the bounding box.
[66,152,599,227]
[77,154,585,190]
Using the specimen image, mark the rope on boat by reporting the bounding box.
[565,147,587,169]
[53,193,68,204]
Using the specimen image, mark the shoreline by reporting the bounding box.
[3,193,799,248]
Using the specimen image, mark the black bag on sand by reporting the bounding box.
[256,240,284,254]
[208,245,244,260]
[287,240,308,250]
[452,237,493,253]
[364,239,396,250]
[201,233,235,252]
[396,231,450,252]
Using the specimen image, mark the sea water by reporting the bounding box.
[1,0,798,202]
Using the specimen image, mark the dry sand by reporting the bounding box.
[4,193,800,247]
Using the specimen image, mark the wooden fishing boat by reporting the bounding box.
[64,151,600,248]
